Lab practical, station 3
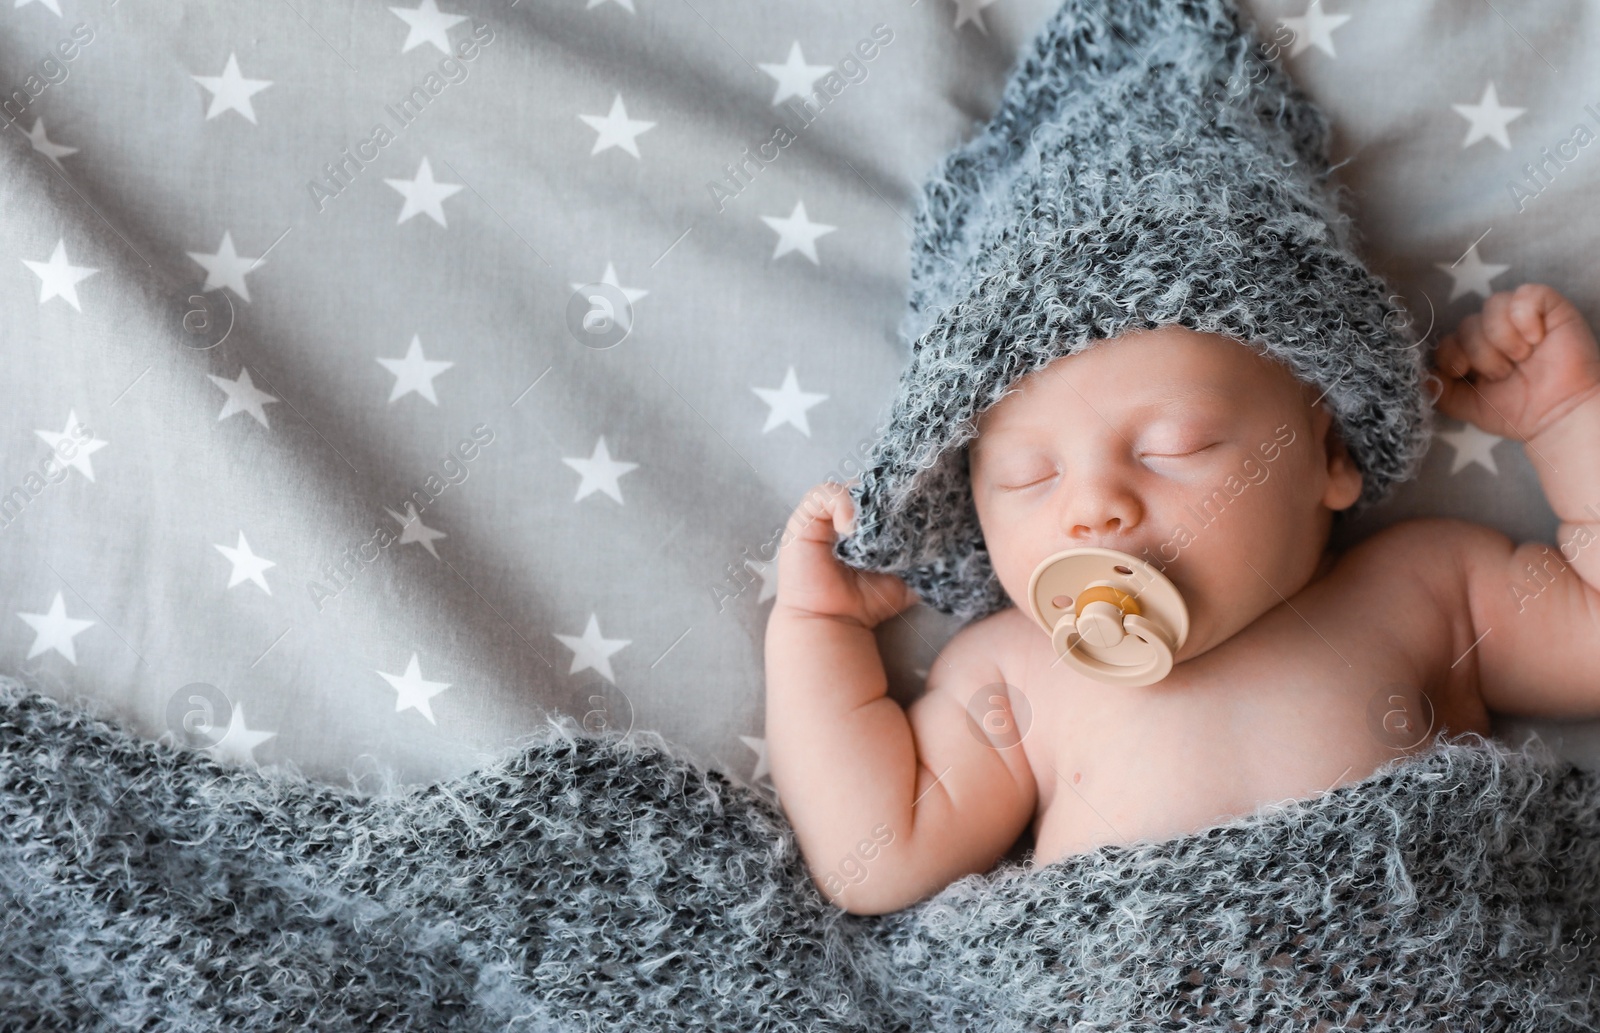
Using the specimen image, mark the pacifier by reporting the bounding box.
[1025,547,1190,686]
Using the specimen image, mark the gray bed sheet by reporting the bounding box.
[2,0,1597,801]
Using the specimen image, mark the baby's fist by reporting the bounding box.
[1431,283,1600,442]
[774,481,920,629]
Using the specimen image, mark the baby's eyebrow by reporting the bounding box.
[1128,384,1237,418]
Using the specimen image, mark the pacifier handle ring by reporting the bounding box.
[1052,615,1175,684]
[1029,546,1189,687]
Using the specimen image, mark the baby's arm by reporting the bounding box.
[764,482,1037,916]
[1428,284,1600,717]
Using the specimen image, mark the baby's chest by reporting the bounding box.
[1008,607,1488,868]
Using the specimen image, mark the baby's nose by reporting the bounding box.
[1060,482,1141,539]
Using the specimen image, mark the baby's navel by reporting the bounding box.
[1073,771,1082,784]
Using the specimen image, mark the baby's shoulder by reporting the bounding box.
[925,606,1030,685]
[1326,516,1498,600]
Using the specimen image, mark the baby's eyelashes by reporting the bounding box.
[1140,442,1220,460]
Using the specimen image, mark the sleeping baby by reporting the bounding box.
[763,0,1600,916]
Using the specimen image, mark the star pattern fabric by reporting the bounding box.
[758,43,832,106]
[562,437,639,504]
[200,701,279,766]
[2,0,1593,790]
[186,230,263,302]
[377,335,454,404]
[386,504,449,559]
[554,614,630,685]
[1436,420,1506,476]
[208,367,279,427]
[1278,1,1351,59]
[34,410,107,481]
[190,53,272,124]
[16,593,94,665]
[384,157,463,227]
[22,238,97,311]
[760,200,836,264]
[214,531,276,595]
[388,0,468,55]
[752,367,828,436]
[950,0,1002,34]
[24,118,76,167]
[1452,81,1524,150]
[578,95,655,158]
[375,653,452,723]
[1436,243,1510,303]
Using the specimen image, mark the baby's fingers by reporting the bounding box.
[1443,303,1517,382]
[1506,283,1562,350]
[784,481,854,546]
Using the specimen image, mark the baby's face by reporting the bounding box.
[968,325,1364,662]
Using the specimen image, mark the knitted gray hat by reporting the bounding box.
[834,0,1433,622]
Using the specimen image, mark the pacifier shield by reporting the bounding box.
[1025,547,1190,687]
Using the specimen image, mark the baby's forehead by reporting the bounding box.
[973,336,1306,435]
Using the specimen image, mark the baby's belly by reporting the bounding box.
[1021,650,1490,871]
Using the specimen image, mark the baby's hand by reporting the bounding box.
[1431,283,1600,442]
[775,481,920,629]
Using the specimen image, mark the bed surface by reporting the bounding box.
[3,0,1597,792]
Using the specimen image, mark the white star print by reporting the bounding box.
[761,200,836,264]
[1278,1,1352,58]
[35,410,107,481]
[215,531,276,594]
[384,156,463,227]
[950,0,1001,34]
[562,436,639,504]
[24,118,75,167]
[739,734,772,782]
[387,0,468,55]
[186,230,263,302]
[22,238,97,312]
[752,366,828,436]
[744,554,778,604]
[15,0,62,13]
[375,653,451,724]
[190,53,272,124]
[586,0,635,11]
[207,367,279,427]
[758,42,832,106]
[1436,421,1505,475]
[377,334,454,404]
[384,503,448,559]
[578,94,655,159]
[200,701,279,767]
[554,613,630,684]
[1452,81,1524,150]
[16,592,94,664]
[569,262,649,304]
[1435,243,1510,303]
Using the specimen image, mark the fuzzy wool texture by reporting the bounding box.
[834,0,1435,621]
[4,673,1600,1031]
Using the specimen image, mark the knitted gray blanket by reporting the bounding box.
[3,674,1599,1032]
